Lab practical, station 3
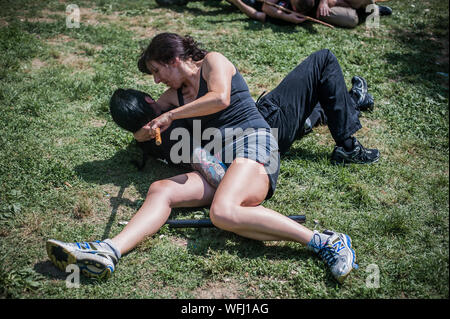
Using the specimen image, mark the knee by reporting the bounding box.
[311,49,337,66]
[209,200,240,231]
[147,180,173,200]
[324,49,338,63]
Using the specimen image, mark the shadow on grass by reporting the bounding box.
[73,142,191,239]
[33,260,114,286]
[383,15,449,92]
[281,143,331,162]
[62,135,336,286]
[179,228,339,287]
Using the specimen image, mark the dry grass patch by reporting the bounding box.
[90,118,107,128]
[168,236,188,248]
[57,52,92,73]
[78,7,121,26]
[46,34,75,46]
[193,278,241,299]
[45,34,94,73]
[31,58,46,70]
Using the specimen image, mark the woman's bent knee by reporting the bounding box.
[209,201,240,231]
[147,180,174,201]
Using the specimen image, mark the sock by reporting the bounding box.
[337,137,355,152]
[307,231,331,253]
[103,239,122,259]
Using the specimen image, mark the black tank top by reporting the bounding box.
[177,66,270,146]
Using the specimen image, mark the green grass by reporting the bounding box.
[0,0,448,299]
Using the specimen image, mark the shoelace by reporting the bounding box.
[75,241,118,263]
[76,240,102,250]
[318,244,338,267]
[354,144,372,162]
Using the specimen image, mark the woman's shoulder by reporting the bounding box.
[203,51,233,66]
[204,51,226,59]
[202,52,236,75]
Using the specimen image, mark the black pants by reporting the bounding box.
[256,49,362,154]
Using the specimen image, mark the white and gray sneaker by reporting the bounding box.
[308,230,358,284]
[46,239,120,279]
[350,76,374,112]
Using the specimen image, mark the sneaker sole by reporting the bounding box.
[331,150,380,165]
[46,240,113,279]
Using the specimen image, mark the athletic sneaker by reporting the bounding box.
[46,239,120,279]
[309,230,358,284]
[331,137,380,164]
[350,76,374,112]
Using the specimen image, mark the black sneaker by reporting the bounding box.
[350,76,374,112]
[331,137,380,164]
[378,5,393,16]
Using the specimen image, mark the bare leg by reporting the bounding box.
[111,171,215,255]
[226,0,266,22]
[210,158,314,244]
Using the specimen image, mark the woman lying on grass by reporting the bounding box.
[46,32,379,284]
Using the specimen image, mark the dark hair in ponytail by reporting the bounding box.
[138,33,208,75]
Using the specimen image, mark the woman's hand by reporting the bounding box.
[149,111,174,134]
[133,111,174,142]
[317,0,331,17]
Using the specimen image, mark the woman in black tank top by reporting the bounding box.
[87,33,357,283]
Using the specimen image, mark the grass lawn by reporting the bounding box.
[0,0,448,299]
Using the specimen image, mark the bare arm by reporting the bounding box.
[170,52,234,120]
[262,0,306,24]
[148,52,236,134]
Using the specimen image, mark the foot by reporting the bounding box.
[350,76,374,112]
[309,230,359,284]
[46,239,119,279]
[331,137,380,164]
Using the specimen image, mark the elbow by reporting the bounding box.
[217,93,230,109]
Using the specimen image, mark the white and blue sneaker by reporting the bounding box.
[46,239,120,279]
[308,230,358,284]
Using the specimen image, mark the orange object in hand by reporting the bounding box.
[155,127,162,146]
